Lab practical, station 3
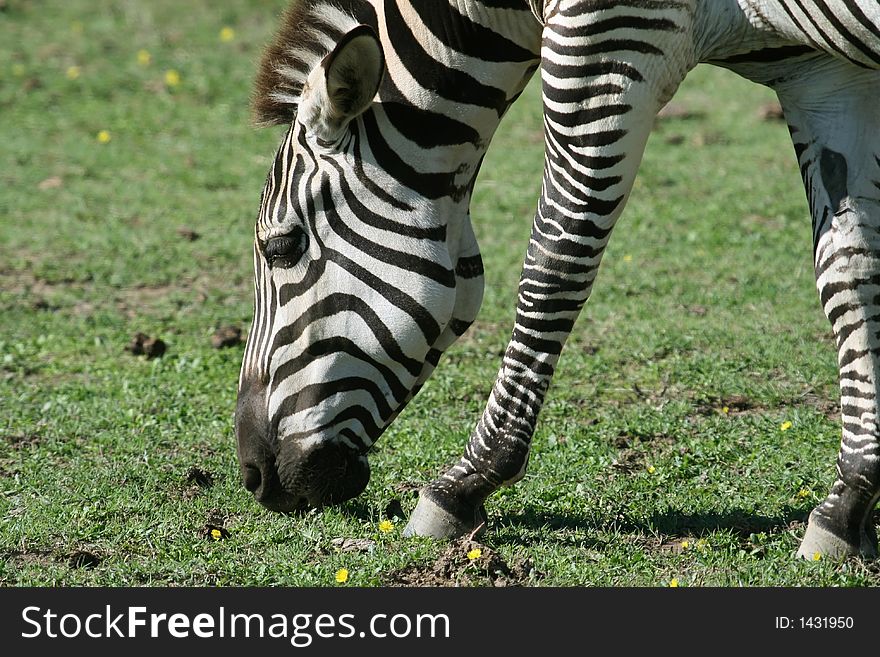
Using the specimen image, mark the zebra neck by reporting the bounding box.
[366,0,541,204]
[447,0,545,46]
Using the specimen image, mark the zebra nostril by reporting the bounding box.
[242,464,262,492]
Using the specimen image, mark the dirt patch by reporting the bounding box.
[391,481,422,495]
[611,432,677,474]
[199,508,233,541]
[38,176,63,190]
[1,547,99,574]
[201,511,230,541]
[613,432,676,450]
[695,391,840,421]
[3,268,249,321]
[694,394,763,417]
[0,459,17,478]
[2,550,56,572]
[114,285,181,317]
[386,539,541,587]
[125,332,166,359]
[176,227,201,242]
[67,550,101,569]
[658,537,698,554]
[186,466,214,488]
[180,466,215,499]
[630,381,672,408]
[610,448,644,473]
[0,271,168,315]
[197,508,254,541]
[330,537,376,553]
[798,391,839,421]
[718,394,758,415]
[206,508,228,526]
[3,433,41,449]
[211,326,243,349]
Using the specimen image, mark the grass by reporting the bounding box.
[2,0,878,587]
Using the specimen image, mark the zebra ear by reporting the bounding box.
[299,25,384,143]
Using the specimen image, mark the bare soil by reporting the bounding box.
[211,325,243,349]
[386,538,541,587]
[125,332,166,359]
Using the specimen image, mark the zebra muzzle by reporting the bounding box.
[240,437,371,512]
[277,438,371,510]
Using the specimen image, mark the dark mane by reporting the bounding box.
[252,1,356,126]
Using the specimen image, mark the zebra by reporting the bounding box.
[235,0,880,560]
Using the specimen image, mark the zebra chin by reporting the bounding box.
[243,436,371,513]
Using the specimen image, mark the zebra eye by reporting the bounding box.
[264,228,308,269]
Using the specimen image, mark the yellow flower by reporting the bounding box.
[164,69,181,87]
[210,528,222,541]
[66,66,81,80]
[647,465,656,474]
[669,578,679,587]
[812,552,821,562]
[466,548,482,560]
[721,406,729,414]
[378,519,393,533]
[780,420,793,432]
[695,538,708,550]
[796,488,811,499]
[681,540,689,550]
[96,130,111,144]
[335,568,349,583]
[137,50,152,66]
[219,27,236,42]
[623,254,633,262]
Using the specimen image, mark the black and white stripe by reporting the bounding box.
[239,0,880,557]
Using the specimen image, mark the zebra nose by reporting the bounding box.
[240,457,279,503]
[235,379,279,502]
[242,464,262,493]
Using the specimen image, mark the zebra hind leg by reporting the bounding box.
[776,62,880,559]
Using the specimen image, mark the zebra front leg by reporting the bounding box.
[405,7,696,539]
[776,64,880,559]
[404,170,643,539]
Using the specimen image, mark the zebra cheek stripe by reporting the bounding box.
[241,0,880,561]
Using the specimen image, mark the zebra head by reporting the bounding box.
[236,15,486,512]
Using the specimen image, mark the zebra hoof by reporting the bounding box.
[403,490,487,540]
[796,511,878,560]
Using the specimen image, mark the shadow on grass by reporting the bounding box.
[338,498,376,521]
[636,506,809,537]
[491,505,811,546]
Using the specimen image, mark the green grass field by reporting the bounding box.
[2,0,878,587]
